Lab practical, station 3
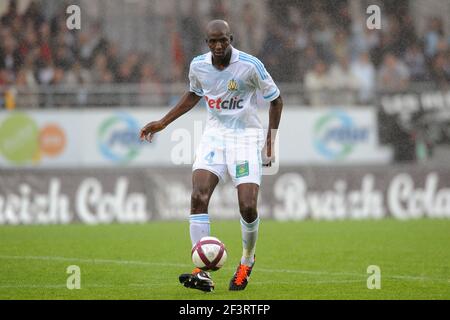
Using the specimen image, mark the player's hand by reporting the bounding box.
[139,120,166,143]
[261,143,274,167]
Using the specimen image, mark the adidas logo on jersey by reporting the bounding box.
[205,96,244,110]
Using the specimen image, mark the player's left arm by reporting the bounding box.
[263,95,283,166]
[248,56,283,166]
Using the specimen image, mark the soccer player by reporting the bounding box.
[140,20,283,292]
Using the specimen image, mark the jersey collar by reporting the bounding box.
[206,46,239,65]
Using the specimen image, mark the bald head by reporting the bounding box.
[206,20,231,37]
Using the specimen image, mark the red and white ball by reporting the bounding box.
[191,236,227,271]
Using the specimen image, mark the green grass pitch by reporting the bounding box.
[0,219,449,300]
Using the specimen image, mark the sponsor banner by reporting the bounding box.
[1,165,449,225]
[1,106,391,167]
[378,90,450,146]
[96,107,389,165]
[380,90,450,119]
[0,169,150,225]
[265,165,450,221]
[0,109,207,167]
[0,111,81,167]
[270,108,391,164]
[79,109,206,166]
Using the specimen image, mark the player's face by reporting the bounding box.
[206,30,232,59]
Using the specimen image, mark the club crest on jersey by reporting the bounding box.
[227,79,238,92]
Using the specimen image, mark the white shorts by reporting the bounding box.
[192,133,264,187]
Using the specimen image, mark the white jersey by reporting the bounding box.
[189,46,280,137]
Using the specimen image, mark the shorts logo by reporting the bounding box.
[236,161,249,178]
[227,79,238,91]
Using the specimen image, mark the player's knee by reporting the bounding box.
[239,204,258,223]
[191,190,210,209]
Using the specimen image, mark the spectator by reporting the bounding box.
[371,32,396,68]
[404,43,427,81]
[377,53,410,92]
[105,43,121,80]
[350,22,380,61]
[54,46,74,71]
[139,62,164,106]
[277,34,300,82]
[125,53,141,83]
[424,17,444,59]
[140,62,161,84]
[298,45,318,84]
[304,60,331,106]
[51,67,66,85]
[181,0,203,62]
[64,60,92,86]
[16,56,37,87]
[22,0,45,30]
[429,53,450,88]
[18,25,39,61]
[328,56,360,105]
[398,15,418,54]
[64,61,91,107]
[235,2,265,55]
[78,22,108,68]
[310,12,334,62]
[118,53,141,83]
[0,33,21,72]
[0,69,12,86]
[0,0,18,26]
[259,20,285,81]
[91,53,109,83]
[351,52,376,104]
[38,22,53,65]
[293,24,309,52]
[37,60,55,85]
[435,37,449,56]
[332,29,350,62]
[15,66,38,108]
[117,63,133,83]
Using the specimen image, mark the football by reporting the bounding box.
[191,236,228,271]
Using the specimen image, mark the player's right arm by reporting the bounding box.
[139,91,202,142]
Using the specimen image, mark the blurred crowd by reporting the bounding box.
[0,0,449,107]
[262,0,450,105]
[0,1,162,88]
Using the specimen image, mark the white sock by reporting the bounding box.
[240,217,259,266]
[189,214,210,247]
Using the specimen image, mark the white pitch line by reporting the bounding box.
[0,284,68,289]
[0,280,362,290]
[0,255,191,268]
[0,255,448,284]
[0,283,170,289]
[250,279,364,285]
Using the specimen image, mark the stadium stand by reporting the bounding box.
[0,0,448,109]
